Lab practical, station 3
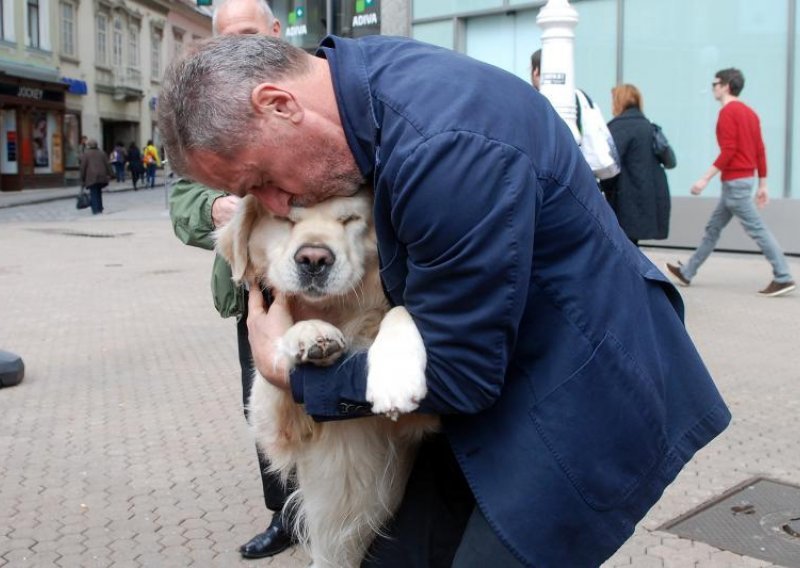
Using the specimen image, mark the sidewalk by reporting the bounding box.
[0,173,170,209]
[0,194,797,567]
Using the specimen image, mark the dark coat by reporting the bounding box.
[79,147,112,187]
[290,36,729,567]
[127,146,144,175]
[603,108,671,241]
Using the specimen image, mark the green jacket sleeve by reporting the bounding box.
[168,178,225,250]
[169,178,244,319]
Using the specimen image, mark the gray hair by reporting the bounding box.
[157,35,309,177]
[212,0,274,36]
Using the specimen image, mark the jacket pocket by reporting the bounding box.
[530,331,667,511]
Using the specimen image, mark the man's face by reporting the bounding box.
[188,121,364,216]
[531,67,541,91]
[216,0,281,36]
[711,78,727,101]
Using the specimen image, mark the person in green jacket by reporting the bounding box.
[167,0,295,561]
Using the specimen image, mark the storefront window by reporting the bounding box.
[282,1,328,51]
[413,0,503,21]
[624,0,789,198]
[336,0,381,39]
[63,113,80,169]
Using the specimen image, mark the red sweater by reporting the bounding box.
[713,100,767,181]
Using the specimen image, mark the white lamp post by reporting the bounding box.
[536,0,580,143]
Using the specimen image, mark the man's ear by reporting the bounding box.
[251,83,303,124]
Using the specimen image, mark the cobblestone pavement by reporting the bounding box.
[0,194,797,567]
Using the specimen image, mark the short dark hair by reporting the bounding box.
[715,68,744,96]
[531,49,541,73]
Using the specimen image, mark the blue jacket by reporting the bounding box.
[290,36,730,567]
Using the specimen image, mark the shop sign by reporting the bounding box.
[0,83,65,103]
[286,6,308,38]
[17,87,44,100]
[353,0,379,27]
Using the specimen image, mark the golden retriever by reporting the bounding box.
[215,190,439,568]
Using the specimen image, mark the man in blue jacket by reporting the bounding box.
[157,35,731,567]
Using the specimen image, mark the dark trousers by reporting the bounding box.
[362,435,475,567]
[146,164,157,187]
[88,183,105,214]
[363,435,523,568]
[237,293,293,513]
[113,162,125,182]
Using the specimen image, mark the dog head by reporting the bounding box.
[215,190,376,304]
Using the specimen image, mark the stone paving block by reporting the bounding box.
[1,201,798,567]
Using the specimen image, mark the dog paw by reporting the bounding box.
[367,307,428,419]
[279,320,347,367]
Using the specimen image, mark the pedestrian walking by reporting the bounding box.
[666,68,795,297]
[127,142,144,190]
[143,140,161,188]
[79,139,113,215]
[601,84,674,245]
[110,142,127,182]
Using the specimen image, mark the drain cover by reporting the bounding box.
[662,478,800,567]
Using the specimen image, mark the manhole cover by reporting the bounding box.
[662,477,800,566]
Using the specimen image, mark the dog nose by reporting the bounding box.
[295,245,335,276]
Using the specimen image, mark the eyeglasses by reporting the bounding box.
[711,81,722,88]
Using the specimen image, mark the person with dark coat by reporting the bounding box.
[79,139,113,215]
[601,84,673,245]
[127,142,145,190]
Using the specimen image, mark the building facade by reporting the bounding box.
[0,0,212,190]
[403,0,800,253]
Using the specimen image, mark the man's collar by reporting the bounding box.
[316,35,378,180]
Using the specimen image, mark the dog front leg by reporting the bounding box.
[366,306,428,419]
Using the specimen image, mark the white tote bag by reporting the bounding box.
[575,89,621,180]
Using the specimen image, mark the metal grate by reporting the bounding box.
[662,477,800,567]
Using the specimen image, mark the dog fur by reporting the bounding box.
[215,191,439,568]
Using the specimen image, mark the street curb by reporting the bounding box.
[0,183,165,210]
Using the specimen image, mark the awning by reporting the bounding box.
[62,77,88,95]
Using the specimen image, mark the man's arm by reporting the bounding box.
[169,178,228,250]
[266,134,538,418]
[690,165,720,195]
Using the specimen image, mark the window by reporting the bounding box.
[112,16,123,68]
[60,1,75,56]
[96,14,108,65]
[172,30,183,61]
[151,29,162,78]
[27,0,40,48]
[128,25,139,67]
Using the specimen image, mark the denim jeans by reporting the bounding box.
[113,162,125,182]
[146,164,157,187]
[682,178,792,283]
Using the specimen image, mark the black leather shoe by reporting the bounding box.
[239,513,295,559]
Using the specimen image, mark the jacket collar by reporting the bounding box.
[316,36,378,179]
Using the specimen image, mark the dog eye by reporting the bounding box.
[339,214,362,225]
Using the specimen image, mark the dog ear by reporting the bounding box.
[214,195,260,284]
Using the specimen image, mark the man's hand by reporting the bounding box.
[756,184,769,209]
[212,195,242,228]
[690,178,708,196]
[247,289,294,390]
